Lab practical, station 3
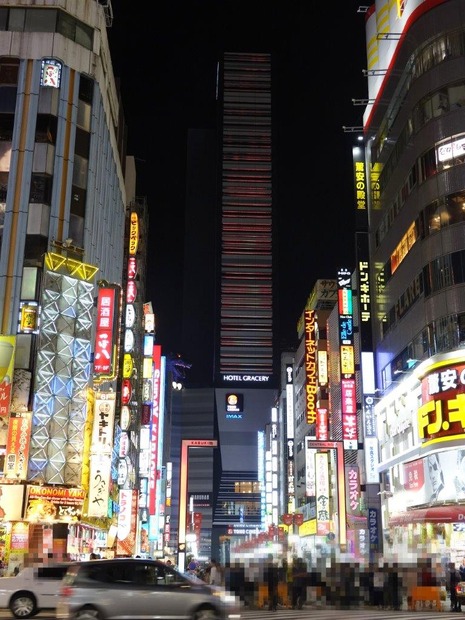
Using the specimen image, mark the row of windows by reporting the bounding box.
[382,242,465,336]
[220,501,260,517]
[0,8,93,51]
[374,27,465,246]
[377,186,465,298]
[0,71,94,257]
[376,116,465,249]
[378,189,465,294]
[373,28,465,166]
[381,249,465,383]
[383,311,465,386]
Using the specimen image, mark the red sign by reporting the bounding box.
[127,256,137,279]
[94,288,117,377]
[316,408,328,440]
[404,458,425,490]
[121,379,132,405]
[148,345,161,515]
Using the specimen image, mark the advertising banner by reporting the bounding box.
[0,336,15,422]
[116,489,138,556]
[25,485,85,521]
[4,412,32,480]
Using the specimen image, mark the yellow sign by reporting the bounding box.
[129,213,139,255]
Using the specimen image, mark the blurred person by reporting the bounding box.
[291,557,308,609]
[459,557,465,581]
[264,555,279,611]
[449,561,462,612]
[280,558,293,607]
[209,559,223,586]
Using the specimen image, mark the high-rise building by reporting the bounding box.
[360,0,465,559]
[172,52,278,563]
[0,0,132,562]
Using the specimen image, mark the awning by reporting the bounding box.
[389,505,465,525]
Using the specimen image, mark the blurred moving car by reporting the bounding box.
[0,564,70,618]
[57,557,241,620]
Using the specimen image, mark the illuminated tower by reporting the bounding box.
[177,52,279,560]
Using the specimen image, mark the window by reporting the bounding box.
[0,171,7,203]
[75,127,90,159]
[30,174,52,204]
[75,21,93,49]
[0,9,7,31]
[0,58,19,85]
[36,565,68,580]
[76,100,92,131]
[72,153,88,189]
[8,9,26,31]
[24,9,57,32]
[35,114,58,144]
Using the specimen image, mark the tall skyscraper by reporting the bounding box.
[215,52,275,380]
[174,52,278,561]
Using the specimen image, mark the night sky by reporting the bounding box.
[107,1,368,357]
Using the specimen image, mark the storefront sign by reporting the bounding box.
[304,310,317,431]
[25,485,85,521]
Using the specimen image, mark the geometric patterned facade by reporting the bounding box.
[28,263,95,485]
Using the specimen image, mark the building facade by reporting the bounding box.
[362,0,465,563]
[0,0,150,570]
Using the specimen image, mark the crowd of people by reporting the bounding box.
[184,554,465,611]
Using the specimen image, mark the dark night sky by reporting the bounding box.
[107,1,368,356]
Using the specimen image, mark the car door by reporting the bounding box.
[132,562,201,619]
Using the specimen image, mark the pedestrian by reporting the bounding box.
[264,554,279,611]
[280,558,293,607]
[370,563,385,608]
[459,558,465,581]
[291,557,307,609]
[209,559,223,586]
[449,562,462,612]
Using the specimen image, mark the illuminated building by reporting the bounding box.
[359,0,465,559]
[170,52,278,564]
[0,0,136,567]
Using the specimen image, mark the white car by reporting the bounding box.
[0,564,70,618]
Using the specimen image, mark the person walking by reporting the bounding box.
[264,555,279,611]
[459,558,465,582]
[449,562,462,612]
[291,557,307,609]
[209,559,223,586]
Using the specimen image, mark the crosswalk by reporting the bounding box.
[239,606,460,619]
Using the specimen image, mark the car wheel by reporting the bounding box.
[10,593,37,618]
[75,606,102,620]
[193,607,219,620]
